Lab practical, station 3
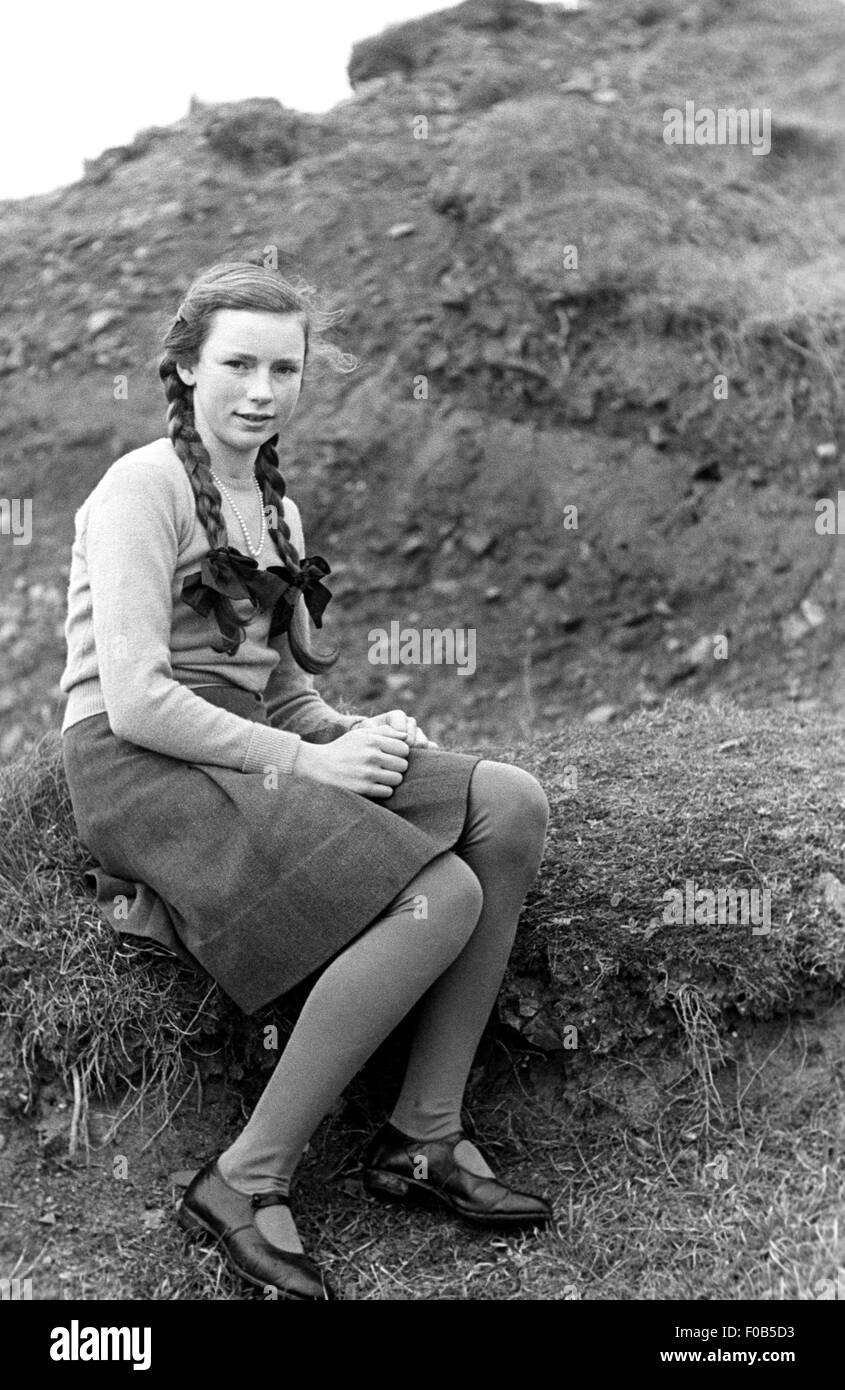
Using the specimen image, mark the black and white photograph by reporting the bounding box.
[0,0,843,1349]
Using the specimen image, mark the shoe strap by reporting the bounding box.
[386,1123,466,1146]
[251,1191,292,1211]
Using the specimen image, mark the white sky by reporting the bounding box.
[0,0,573,202]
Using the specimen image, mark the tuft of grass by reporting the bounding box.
[0,733,227,1124]
[200,100,300,171]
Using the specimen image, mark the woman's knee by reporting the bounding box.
[472,761,550,846]
[419,851,484,940]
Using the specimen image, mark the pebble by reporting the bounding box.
[585,704,619,724]
[86,309,122,337]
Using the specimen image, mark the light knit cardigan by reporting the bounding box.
[59,437,364,775]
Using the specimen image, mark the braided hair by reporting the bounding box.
[158,260,356,673]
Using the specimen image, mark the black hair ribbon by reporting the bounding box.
[180,545,333,641]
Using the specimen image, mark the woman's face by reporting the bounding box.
[176,308,306,466]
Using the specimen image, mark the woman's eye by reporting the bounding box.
[226,360,247,369]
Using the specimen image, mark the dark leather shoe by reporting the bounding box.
[178,1159,337,1300]
[361,1122,553,1229]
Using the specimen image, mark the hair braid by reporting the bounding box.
[159,360,252,655]
[255,437,339,673]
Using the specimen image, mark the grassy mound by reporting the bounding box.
[2,697,844,1146]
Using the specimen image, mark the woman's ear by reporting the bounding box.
[175,362,196,388]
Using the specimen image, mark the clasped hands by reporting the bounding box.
[353,708,439,749]
[293,708,438,797]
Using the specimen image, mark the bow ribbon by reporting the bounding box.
[181,545,333,641]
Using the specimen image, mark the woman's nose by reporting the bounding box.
[247,377,274,402]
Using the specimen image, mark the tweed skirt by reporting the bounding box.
[61,684,484,1014]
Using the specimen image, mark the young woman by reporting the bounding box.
[60,260,552,1301]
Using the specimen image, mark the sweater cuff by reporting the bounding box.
[242,722,303,776]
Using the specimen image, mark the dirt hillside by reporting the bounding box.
[0,0,843,758]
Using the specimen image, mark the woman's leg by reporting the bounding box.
[217,851,484,1251]
[387,761,550,1177]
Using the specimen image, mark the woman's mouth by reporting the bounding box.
[236,412,274,426]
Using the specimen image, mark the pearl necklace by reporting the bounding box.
[211,471,267,559]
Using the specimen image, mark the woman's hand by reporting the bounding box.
[292,722,411,798]
[355,709,439,749]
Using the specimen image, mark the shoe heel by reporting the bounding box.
[363,1169,412,1201]
[177,1201,206,1235]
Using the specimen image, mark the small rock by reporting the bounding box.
[484,586,502,601]
[542,557,570,589]
[400,535,426,556]
[816,442,837,460]
[0,726,24,759]
[816,872,845,923]
[585,704,619,724]
[385,672,412,691]
[86,309,122,337]
[0,338,26,373]
[440,289,472,309]
[591,89,619,104]
[387,222,416,240]
[800,597,825,628]
[682,634,714,668]
[463,531,495,557]
[781,613,810,644]
[559,70,595,95]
